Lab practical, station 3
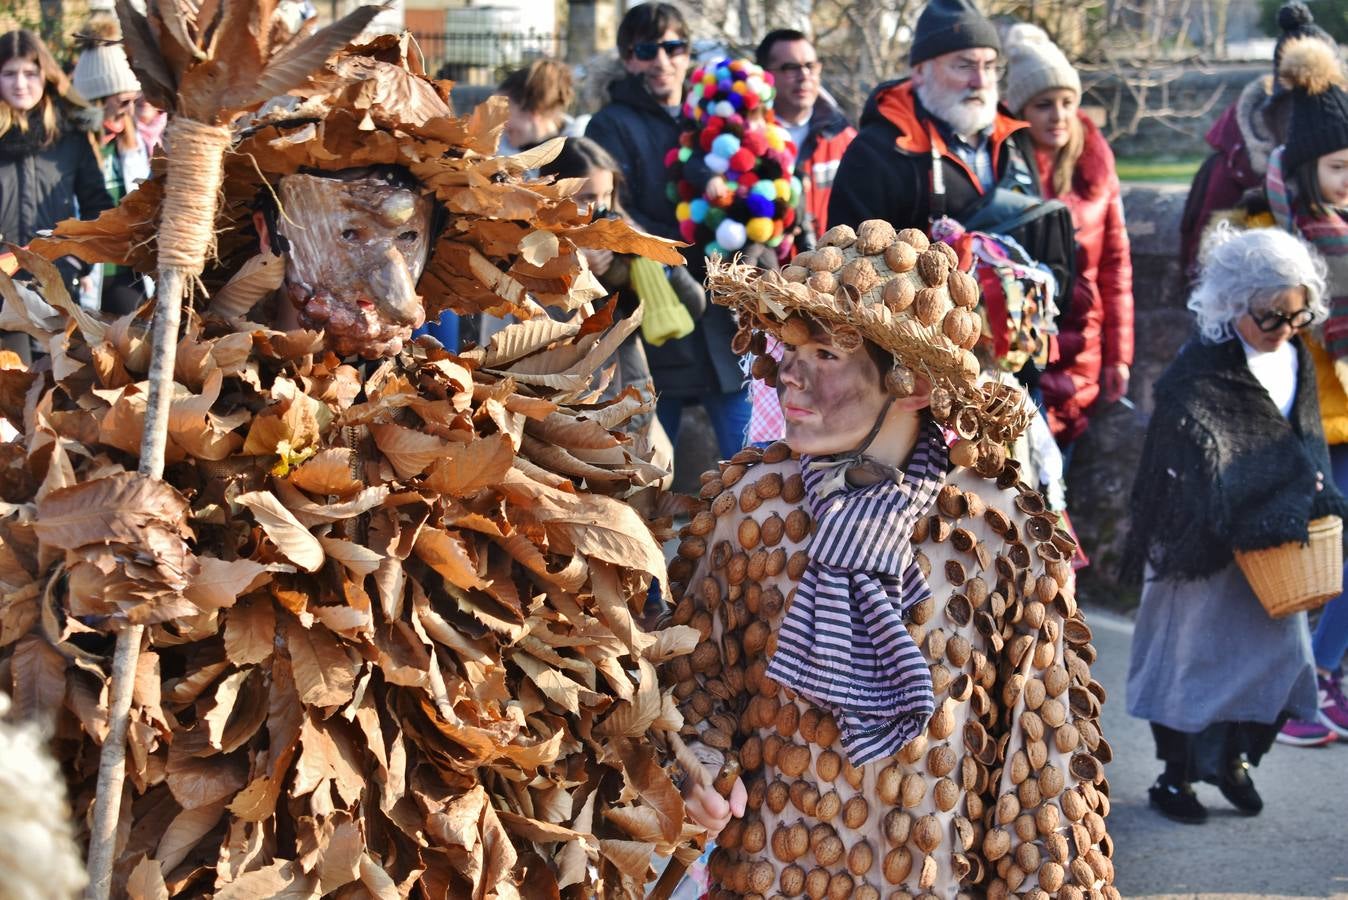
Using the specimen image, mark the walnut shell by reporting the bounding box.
[816,713,840,747]
[886,363,917,398]
[848,839,876,876]
[808,270,839,294]
[927,700,955,740]
[767,779,791,814]
[783,473,805,502]
[926,744,957,778]
[884,240,919,274]
[782,264,810,283]
[826,871,854,900]
[814,833,845,867]
[815,789,841,822]
[785,509,812,542]
[819,224,858,249]
[933,777,960,812]
[948,269,979,308]
[841,256,883,293]
[914,287,948,327]
[779,744,812,778]
[900,771,927,808]
[749,860,775,894]
[917,249,951,287]
[983,827,1012,862]
[816,749,842,783]
[763,734,786,767]
[855,219,897,255]
[1018,776,1042,810]
[897,228,930,252]
[737,517,761,551]
[1054,724,1081,754]
[843,795,871,830]
[913,814,942,853]
[942,307,977,347]
[742,817,768,853]
[804,867,830,900]
[996,792,1022,825]
[780,864,806,896]
[874,762,902,805]
[1062,788,1088,821]
[884,846,914,884]
[776,702,801,738]
[791,781,821,817]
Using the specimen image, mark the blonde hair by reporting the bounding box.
[1049,112,1084,198]
[499,59,574,116]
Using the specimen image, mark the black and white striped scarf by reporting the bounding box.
[766,418,948,765]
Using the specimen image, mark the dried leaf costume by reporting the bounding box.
[0,35,705,898]
[666,222,1117,899]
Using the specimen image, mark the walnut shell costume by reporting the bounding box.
[711,223,1033,459]
[667,446,1115,898]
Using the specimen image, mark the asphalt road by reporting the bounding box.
[1089,606,1348,899]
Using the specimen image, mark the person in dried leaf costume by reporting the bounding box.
[668,220,1116,899]
[0,36,705,898]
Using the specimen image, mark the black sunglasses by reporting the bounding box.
[631,39,689,61]
[1250,307,1315,332]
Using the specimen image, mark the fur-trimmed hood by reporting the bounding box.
[576,51,631,116]
[1206,75,1284,177]
[1070,113,1117,201]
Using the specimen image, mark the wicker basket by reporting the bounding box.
[1234,516,1344,619]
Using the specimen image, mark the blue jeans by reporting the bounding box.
[657,389,752,459]
[1315,444,1348,672]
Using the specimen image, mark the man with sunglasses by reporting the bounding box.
[755,29,856,244]
[829,0,1043,237]
[586,2,690,242]
[588,3,754,466]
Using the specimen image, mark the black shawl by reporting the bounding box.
[1123,335,1348,582]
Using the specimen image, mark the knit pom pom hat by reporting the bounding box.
[1274,2,1336,90]
[70,42,140,103]
[1280,36,1348,175]
[666,57,801,255]
[1002,24,1081,116]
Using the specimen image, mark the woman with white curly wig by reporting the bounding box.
[0,692,86,899]
[1123,224,1346,824]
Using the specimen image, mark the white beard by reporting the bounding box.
[916,81,998,141]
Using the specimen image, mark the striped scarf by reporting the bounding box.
[1267,146,1348,360]
[766,419,948,765]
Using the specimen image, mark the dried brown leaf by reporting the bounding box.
[184,557,271,611]
[369,423,452,480]
[421,433,514,497]
[126,854,170,900]
[224,596,276,666]
[237,491,325,572]
[156,798,227,875]
[289,448,361,498]
[284,617,357,708]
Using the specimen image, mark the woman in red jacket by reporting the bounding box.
[1005,24,1135,448]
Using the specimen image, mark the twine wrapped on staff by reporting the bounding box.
[85,3,383,897]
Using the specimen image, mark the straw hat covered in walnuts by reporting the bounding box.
[708,220,1033,472]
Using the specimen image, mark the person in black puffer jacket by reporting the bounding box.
[0,29,113,358]
[586,3,751,459]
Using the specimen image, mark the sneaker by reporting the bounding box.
[1316,671,1348,739]
[1276,717,1338,747]
[1216,758,1263,815]
[1148,779,1208,824]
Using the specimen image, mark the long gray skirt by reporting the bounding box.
[1127,563,1318,733]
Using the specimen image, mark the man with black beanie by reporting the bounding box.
[828,0,1041,234]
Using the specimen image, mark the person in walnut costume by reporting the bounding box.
[665,219,1117,899]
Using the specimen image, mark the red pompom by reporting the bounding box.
[677,180,697,201]
[699,130,716,153]
[741,130,768,155]
[740,172,760,191]
[729,148,756,172]
[783,207,796,228]
[664,147,679,167]
[680,219,697,242]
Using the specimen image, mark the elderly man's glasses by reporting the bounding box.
[1250,307,1315,332]
[632,39,688,61]
[772,61,822,77]
[946,59,1005,79]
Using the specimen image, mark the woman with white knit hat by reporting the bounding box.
[1004,24,1135,455]
[71,23,151,315]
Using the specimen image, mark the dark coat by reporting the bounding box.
[1035,113,1135,444]
[584,75,681,241]
[0,114,112,250]
[828,79,1040,233]
[1124,335,1348,582]
[795,94,856,241]
[586,75,748,398]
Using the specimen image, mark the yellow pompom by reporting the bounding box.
[746,217,775,244]
[775,178,791,199]
[676,201,691,222]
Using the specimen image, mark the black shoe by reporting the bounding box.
[1217,759,1263,815]
[1149,779,1208,823]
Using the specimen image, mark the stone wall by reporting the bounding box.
[669,184,1196,611]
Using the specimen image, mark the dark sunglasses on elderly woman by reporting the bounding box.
[632,39,688,61]
[1250,307,1315,332]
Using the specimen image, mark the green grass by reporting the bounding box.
[1115,155,1205,184]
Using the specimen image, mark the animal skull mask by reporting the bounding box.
[276,171,433,358]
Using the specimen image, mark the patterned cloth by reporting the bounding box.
[746,336,785,443]
[766,419,949,764]
[1266,145,1348,360]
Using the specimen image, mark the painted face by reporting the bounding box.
[913,48,1000,138]
[276,172,433,359]
[1235,285,1310,353]
[765,39,820,124]
[1316,147,1348,208]
[776,331,889,455]
[572,169,615,216]
[623,28,690,107]
[1022,87,1078,151]
[0,58,43,113]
